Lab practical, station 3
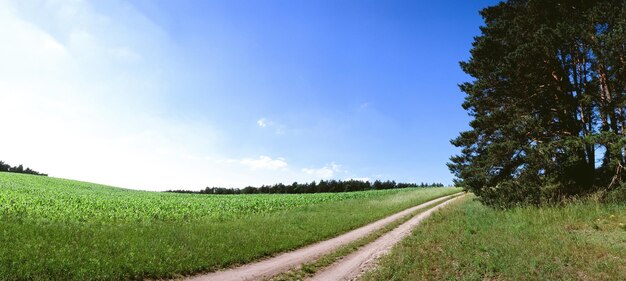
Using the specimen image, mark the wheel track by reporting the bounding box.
[185,192,463,281]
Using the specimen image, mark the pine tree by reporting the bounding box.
[450,0,626,208]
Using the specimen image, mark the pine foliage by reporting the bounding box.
[450,0,626,207]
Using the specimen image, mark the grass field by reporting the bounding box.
[362,195,626,281]
[0,172,460,280]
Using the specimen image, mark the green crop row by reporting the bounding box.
[0,172,432,223]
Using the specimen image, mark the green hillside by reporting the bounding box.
[0,172,460,280]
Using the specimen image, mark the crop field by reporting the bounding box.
[0,172,460,280]
[0,173,410,223]
[362,195,626,281]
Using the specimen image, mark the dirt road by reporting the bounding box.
[185,192,462,281]
[307,194,466,281]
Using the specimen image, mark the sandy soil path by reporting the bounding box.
[185,192,462,281]
[307,194,466,281]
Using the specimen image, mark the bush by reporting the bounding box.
[604,184,626,203]
[476,180,542,209]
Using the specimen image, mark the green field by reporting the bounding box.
[0,172,460,280]
[362,195,626,281]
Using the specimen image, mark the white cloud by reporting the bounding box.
[302,163,342,179]
[257,118,269,128]
[240,156,288,170]
[257,117,287,135]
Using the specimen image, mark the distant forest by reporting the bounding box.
[167,180,446,195]
[0,160,47,176]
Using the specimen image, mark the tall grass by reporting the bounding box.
[362,195,626,280]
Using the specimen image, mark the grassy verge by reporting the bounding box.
[0,173,460,280]
[361,195,626,281]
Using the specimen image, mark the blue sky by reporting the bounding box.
[0,0,499,191]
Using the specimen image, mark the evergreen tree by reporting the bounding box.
[450,0,626,207]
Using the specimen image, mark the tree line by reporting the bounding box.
[449,0,626,208]
[167,180,445,195]
[0,161,48,176]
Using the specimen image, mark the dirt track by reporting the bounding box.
[185,192,462,281]
[307,194,465,281]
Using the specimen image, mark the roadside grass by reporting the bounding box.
[361,195,626,281]
[0,172,461,280]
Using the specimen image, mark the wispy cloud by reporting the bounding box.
[240,156,288,170]
[257,117,286,135]
[301,163,343,179]
[257,118,269,128]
